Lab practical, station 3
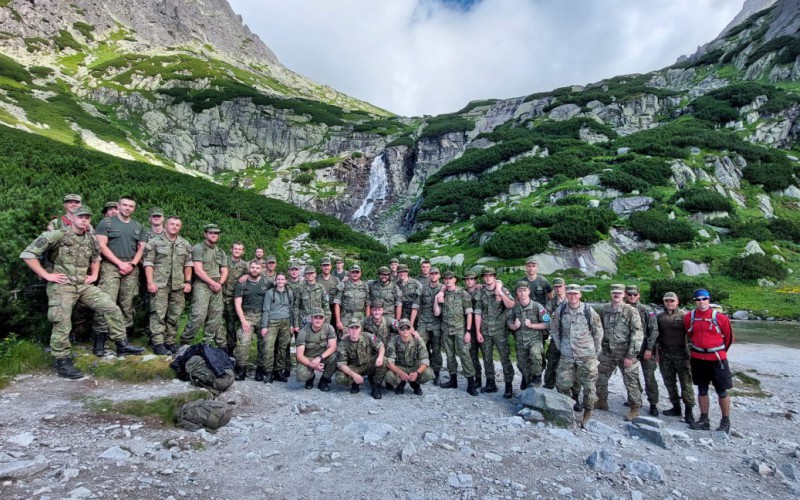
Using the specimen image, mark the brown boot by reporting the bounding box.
[624,406,640,422]
[581,409,592,428]
[595,398,609,410]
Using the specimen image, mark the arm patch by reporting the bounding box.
[33,236,48,248]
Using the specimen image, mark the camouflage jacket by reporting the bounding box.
[20,227,100,283]
[474,285,512,336]
[437,286,473,335]
[396,278,422,315]
[142,233,193,290]
[223,257,249,297]
[296,323,337,359]
[294,281,330,326]
[418,282,443,329]
[507,299,549,341]
[550,302,604,359]
[545,295,566,314]
[600,303,643,358]
[631,302,659,352]
[368,280,402,309]
[362,315,393,345]
[334,280,369,317]
[287,278,304,298]
[336,332,383,367]
[386,335,429,369]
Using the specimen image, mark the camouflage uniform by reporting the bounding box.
[385,335,434,386]
[333,280,369,330]
[507,299,549,385]
[139,227,164,336]
[418,282,444,371]
[232,277,269,368]
[294,281,330,326]
[142,233,193,347]
[335,332,387,386]
[438,287,475,377]
[259,286,294,373]
[657,308,695,408]
[544,295,567,389]
[597,304,644,408]
[465,285,483,383]
[396,278,422,321]
[474,284,514,383]
[368,280,402,317]
[181,242,228,347]
[20,228,128,358]
[362,315,393,346]
[632,302,660,406]
[550,302,604,410]
[294,322,338,382]
[223,257,249,350]
[286,278,304,297]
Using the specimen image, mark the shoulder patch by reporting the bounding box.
[33,236,48,248]
[649,311,656,317]
[541,313,551,322]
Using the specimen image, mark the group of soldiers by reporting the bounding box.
[21,194,734,432]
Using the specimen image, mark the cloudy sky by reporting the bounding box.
[229,0,744,116]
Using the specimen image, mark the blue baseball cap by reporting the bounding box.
[693,289,710,299]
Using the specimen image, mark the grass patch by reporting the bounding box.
[82,390,211,426]
[730,370,770,398]
[74,355,176,382]
[0,335,52,389]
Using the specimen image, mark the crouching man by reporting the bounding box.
[295,308,338,391]
[335,319,387,399]
[386,319,433,395]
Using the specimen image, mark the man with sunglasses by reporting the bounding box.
[386,319,432,395]
[625,285,660,417]
[684,289,734,433]
[657,292,695,424]
[335,319,387,399]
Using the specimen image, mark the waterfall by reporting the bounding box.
[352,154,389,220]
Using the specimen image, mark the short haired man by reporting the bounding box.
[417,266,444,385]
[518,257,553,305]
[395,264,422,324]
[333,257,347,282]
[416,259,431,287]
[626,284,660,417]
[543,277,568,391]
[333,264,369,336]
[473,267,515,398]
[657,292,696,424]
[434,271,478,396]
[507,281,550,390]
[367,266,402,320]
[47,193,83,231]
[232,260,269,381]
[223,242,249,354]
[295,308,338,391]
[101,201,119,218]
[335,319,387,399]
[386,319,433,395]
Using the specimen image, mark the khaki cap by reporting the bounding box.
[347,318,362,328]
[350,264,362,272]
[481,267,496,275]
[310,308,326,317]
[265,255,277,263]
[515,281,530,291]
[463,271,478,279]
[565,284,581,294]
[442,271,456,279]
[610,284,626,293]
[398,318,412,329]
[203,223,221,233]
[625,285,640,293]
[63,194,82,202]
[73,206,92,217]
[378,266,391,275]
[320,257,331,265]
[304,266,317,274]
[526,256,538,264]
[397,264,409,273]
[389,258,399,264]
[553,278,566,286]
[149,207,164,217]
[663,292,678,300]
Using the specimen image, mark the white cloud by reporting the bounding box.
[229,0,744,116]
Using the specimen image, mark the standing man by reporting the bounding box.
[473,267,515,398]
[140,207,166,339]
[253,248,267,273]
[657,292,696,424]
[333,264,369,337]
[434,271,478,396]
[317,257,339,297]
[685,289,734,433]
[144,208,165,241]
[518,257,553,305]
[94,196,145,346]
[463,271,484,390]
[626,285,660,416]
[549,285,604,427]
[101,201,119,218]
[47,193,84,231]
[417,267,444,385]
[295,308,338,391]
[544,278,567,390]
[416,259,431,287]
[142,215,193,355]
[386,319,433,395]
[287,263,304,295]
[262,255,278,288]
[223,241,249,354]
[368,266,402,321]
[294,266,330,329]
[395,264,421,324]
[335,319,387,399]
[181,224,228,348]
[260,273,294,383]
[333,256,347,282]
[507,282,550,389]
[21,206,144,379]
[389,258,400,282]
[232,260,269,381]
[596,284,644,421]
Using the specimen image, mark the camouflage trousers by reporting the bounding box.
[94,261,139,333]
[469,326,482,379]
[419,324,443,371]
[223,295,237,352]
[442,331,475,377]
[335,361,388,386]
[479,331,514,382]
[556,356,599,410]
[295,355,338,382]
[262,318,292,372]
[47,282,126,359]
[543,339,560,389]
[659,346,696,407]
[148,287,185,346]
[596,345,643,408]
[385,366,434,386]
[181,282,225,348]
[515,333,544,383]
[638,349,659,405]
[233,310,261,367]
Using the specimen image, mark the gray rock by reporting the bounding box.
[626,423,674,449]
[141,354,158,362]
[517,387,575,426]
[617,147,631,155]
[518,408,545,422]
[0,458,49,480]
[60,468,80,481]
[712,156,742,189]
[423,432,438,443]
[779,463,798,481]
[732,311,750,320]
[610,196,653,216]
[549,104,582,121]
[68,486,93,498]
[401,443,416,463]
[505,416,525,427]
[558,486,573,496]
[100,446,132,460]
[757,194,775,219]
[682,260,709,276]
[782,185,800,199]
[758,279,775,287]
[632,416,666,429]
[344,421,396,444]
[742,240,765,256]
[625,460,666,482]
[584,420,619,436]
[7,432,35,447]
[752,461,773,476]
[698,229,711,238]
[484,452,503,462]
[448,473,473,489]
[586,449,620,473]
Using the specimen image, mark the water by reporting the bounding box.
[352,155,388,220]
[732,320,800,349]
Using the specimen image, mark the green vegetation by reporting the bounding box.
[536,75,678,111]
[724,254,788,281]
[387,135,415,148]
[53,30,82,52]
[29,66,53,78]
[74,355,175,382]
[83,390,210,426]
[630,211,696,243]
[692,83,800,124]
[600,170,649,193]
[294,172,314,185]
[0,335,52,388]
[723,6,774,39]
[24,37,49,53]
[72,22,95,41]
[485,225,549,259]
[297,157,341,171]
[647,278,729,305]
[0,53,32,83]
[420,115,474,139]
[674,187,734,213]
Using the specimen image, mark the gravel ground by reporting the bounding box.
[1,342,799,499]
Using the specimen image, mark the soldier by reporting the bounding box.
[626,284,660,416]
[434,270,478,396]
[596,284,644,421]
[142,215,193,355]
[316,257,340,299]
[140,207,166,339]
[395,264,421,324]
[463,271,484,389]
[295,308,338,391]
[507,281,550,390]
[518,257,553,305]
[657,292,696,424]
[549,285,604,427]
[101,201,119,218]
[416,259,431,287]
[362,300,393,346]
[262,255,278,287]
[181,224,228,348]
[232,260,269,380]
[94,196,145,348]
[294,266,330,329]
[685,289,734,433]
[47,193,83,231]
[223,241,248,354]
[335,319,387,399]
[544,277,567,390]
[473,267,515,398]
[260,273,294,383]
[389,257,400,282]
[144,207,165,241]
[386,319,433,395]
[333,256,347,282]
[333,264,369,336]
[368,266,402,320]
[418,266,444,385]
[286,263,304,295]
[253,247,267,272]
[21,206,144,379]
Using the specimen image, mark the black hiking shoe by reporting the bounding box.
[663,403,682,417]
[411,382,423,396]
[350,382,360,394]
[115,341,144,356]
[715,417,731,434]
[153,344,171,356]
[503,382,513,399]
[304,376,315,389]
[395,381,406,395]
[649,404,659,417]
[318,377,331,392]
[481,379,498,393]
[690,413,711,430]
[55,358,84,380]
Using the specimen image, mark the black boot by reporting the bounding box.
[531,374,542,387]
[305,375,315,389]
[503,382,513,399]
[125,326,135,343]
[441,374,458,389]
[573,400,583,412]
[234,365,247,381]
[481,378,498,393]
[115,340,144,355]
[433,370,440,386]
[254,367,266,382]
[684,405,695,424]
[410,382,423,395]
[385,382,395,390]
[715,416,731,434]
[165,344,178,354]
[350,382,360,394]
[520,377,528,391]
[395,381,406,395]
[281,368,291,379]
[649,403,659,417]
[93,333,106,357]
[663,402,682,417]
[264,370,274,383]
[371,384,382,400]
[690,413,710,430]
[153,344,170,356]
[55,358,83,379]
[318,376,331,392]
[475,373,482,390]
[466,376,478,397]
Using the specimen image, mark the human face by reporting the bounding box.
[118,198,136,219]
[420,262,430,275]
[516,287,530,302]
[204,231,219,245]
[72,214,92,232]
[482,274,496,287]
[64,200,81,215]
[663,298,679,312]
[336,261,344,271]
[429,270,440,285]
[347,324,362,341]
[566,291,581,307]
[379,273,390,284]
[305,271,317,283]
[248,262,262,279]
[105,206,119,218]
[465,277,478,290]
[275,275,287,289]
[443,276,456,290]
[231,244,244,259]
[266,261,276,272]
[610,291,624,305]
[150,214,163,228]
[350,269,361,282]
[311,314,325,329]
[255,248,264,259]
[289,268,300,279]
[371,306,383,320]
[398,324,412,341]
[694,296,711,312]
[626,291,640,305]
[320,263,331,275]
[390,262,398,272]
[525,262,538,275]
[165,217,182,237]
[554,284,565,296]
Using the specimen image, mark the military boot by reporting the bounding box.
[125,326,135,343]
[530,374,542,387]
[305,375,315,389]
[475,373,482,390]
[395,381,407,395]
[690,413,710,430]
[153,344,171,356]
[503,382,513,399]
[481,378,498,393]
[519,376,528,391]
[411,382,423,395]
[55,358,83,380]
[254,366,266,382]
[115,340,145,355]
[281,368,291,379]
[715,416,731,434]
[624,406,640,422]
[274,370,289,382]
[234,365,247,381]
[385,382,395,390]
[663,401,682,417]
[573,400,583,412]
[649,403,659,417]
[684,405,696,424]
[466,377,478,397]
[350,382,360,394]
[93,333,106,357]
[595,398,609,410]
[371,384,382,400]
[318,376,331,392]
[264,370,274,383]
[581,409,592,428]
[433,370,440,386]
[441,374,458,389]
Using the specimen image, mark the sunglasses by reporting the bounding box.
[430,272,440,275]
[400,326,411,331]
[627,292,639,296]
[663,299,676,302]
[695,297,709,301]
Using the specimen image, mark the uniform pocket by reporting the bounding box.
[47,298,64,323]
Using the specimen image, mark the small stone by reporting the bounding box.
[423,432,438,443]
[584,420,618,436]
[632,416,665,429]
[313,467,331,473]
[160,469,175,475]
[484,452,502,462]
[401,443,416,463]
[7,432,35,447]
[100,446,131,460]
[558,487,573,496]
[448,473,473,489]
[141,354,158,362]
[60,468,80,481]
[0,458,49,480]
[68,486,93,498]
[505,416,525,427]
[625,461,666,482]
[631,491,644,500]
[586,449,620,473]
[751,461,773,476]
[43,414,56,420]
[778,463,798,481]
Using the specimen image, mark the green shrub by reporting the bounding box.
[294,173,314,185]
[723,6,774,39]
[630,211,695,243]
[600,170,649,193]
[675,188,733,213]
[29,66,53,78]
[53,30,82,51]
[550,219,601,247]
[540,75,678,111]
[729,220,774,240]
[387,135,415,148]
[724,254,788,281]
[743,161,797,191]
[485,225,549,259]
[297,158,340,171]
[0,53,31,83]
[420,116,474,139]
[72,22,95,41]
[648,279,728,305]
[692,96,739,123]
[769,217,800,243]
[406,227,432,243]
[351,151,363,159]
[747,35,794,64]
[554,194,591,206]
[617,156,673,186]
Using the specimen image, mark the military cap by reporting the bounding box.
[663,291,678,300]
[610,284,626,293]
[526,256,538,264]
[350,264,362,272]
[310,307,326,317]
[397,264,409,273]
[335,256,344,263]
[463,271,478,279]
[420,258,431,264]
[553,277,566,286]
[320,257,332,265]
[73,206,92,217]
[515,281,529,291]
[442,270,456,279]
[378,266,391,275]
[265,255,276,263]
[625,284,640,293]
[481,266,496,275]
[565,284,581,294]
[398,318,412,329]
[347,318,362,328]
[203,223,221,233]
[63,194,82,202]
[693,288,710,299]
[289,263,301,270]
[103,201,118,210]
[430,266,440,274]
[304,265,317,274]
[389,258,399,264]
[370,300,385,308]
[149,207,164,217]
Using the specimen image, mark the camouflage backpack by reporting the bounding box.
[175,399,234,432]
[184,355,234,395]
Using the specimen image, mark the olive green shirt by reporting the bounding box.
[142,234,193,290]
[296,323,337,359]
[20,228,100,283]
[191,241,228,279]
[95,216,144,261]
[386,335,429,369]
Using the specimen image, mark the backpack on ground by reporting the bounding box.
[184,355,234,395]
[175,399,234,432]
